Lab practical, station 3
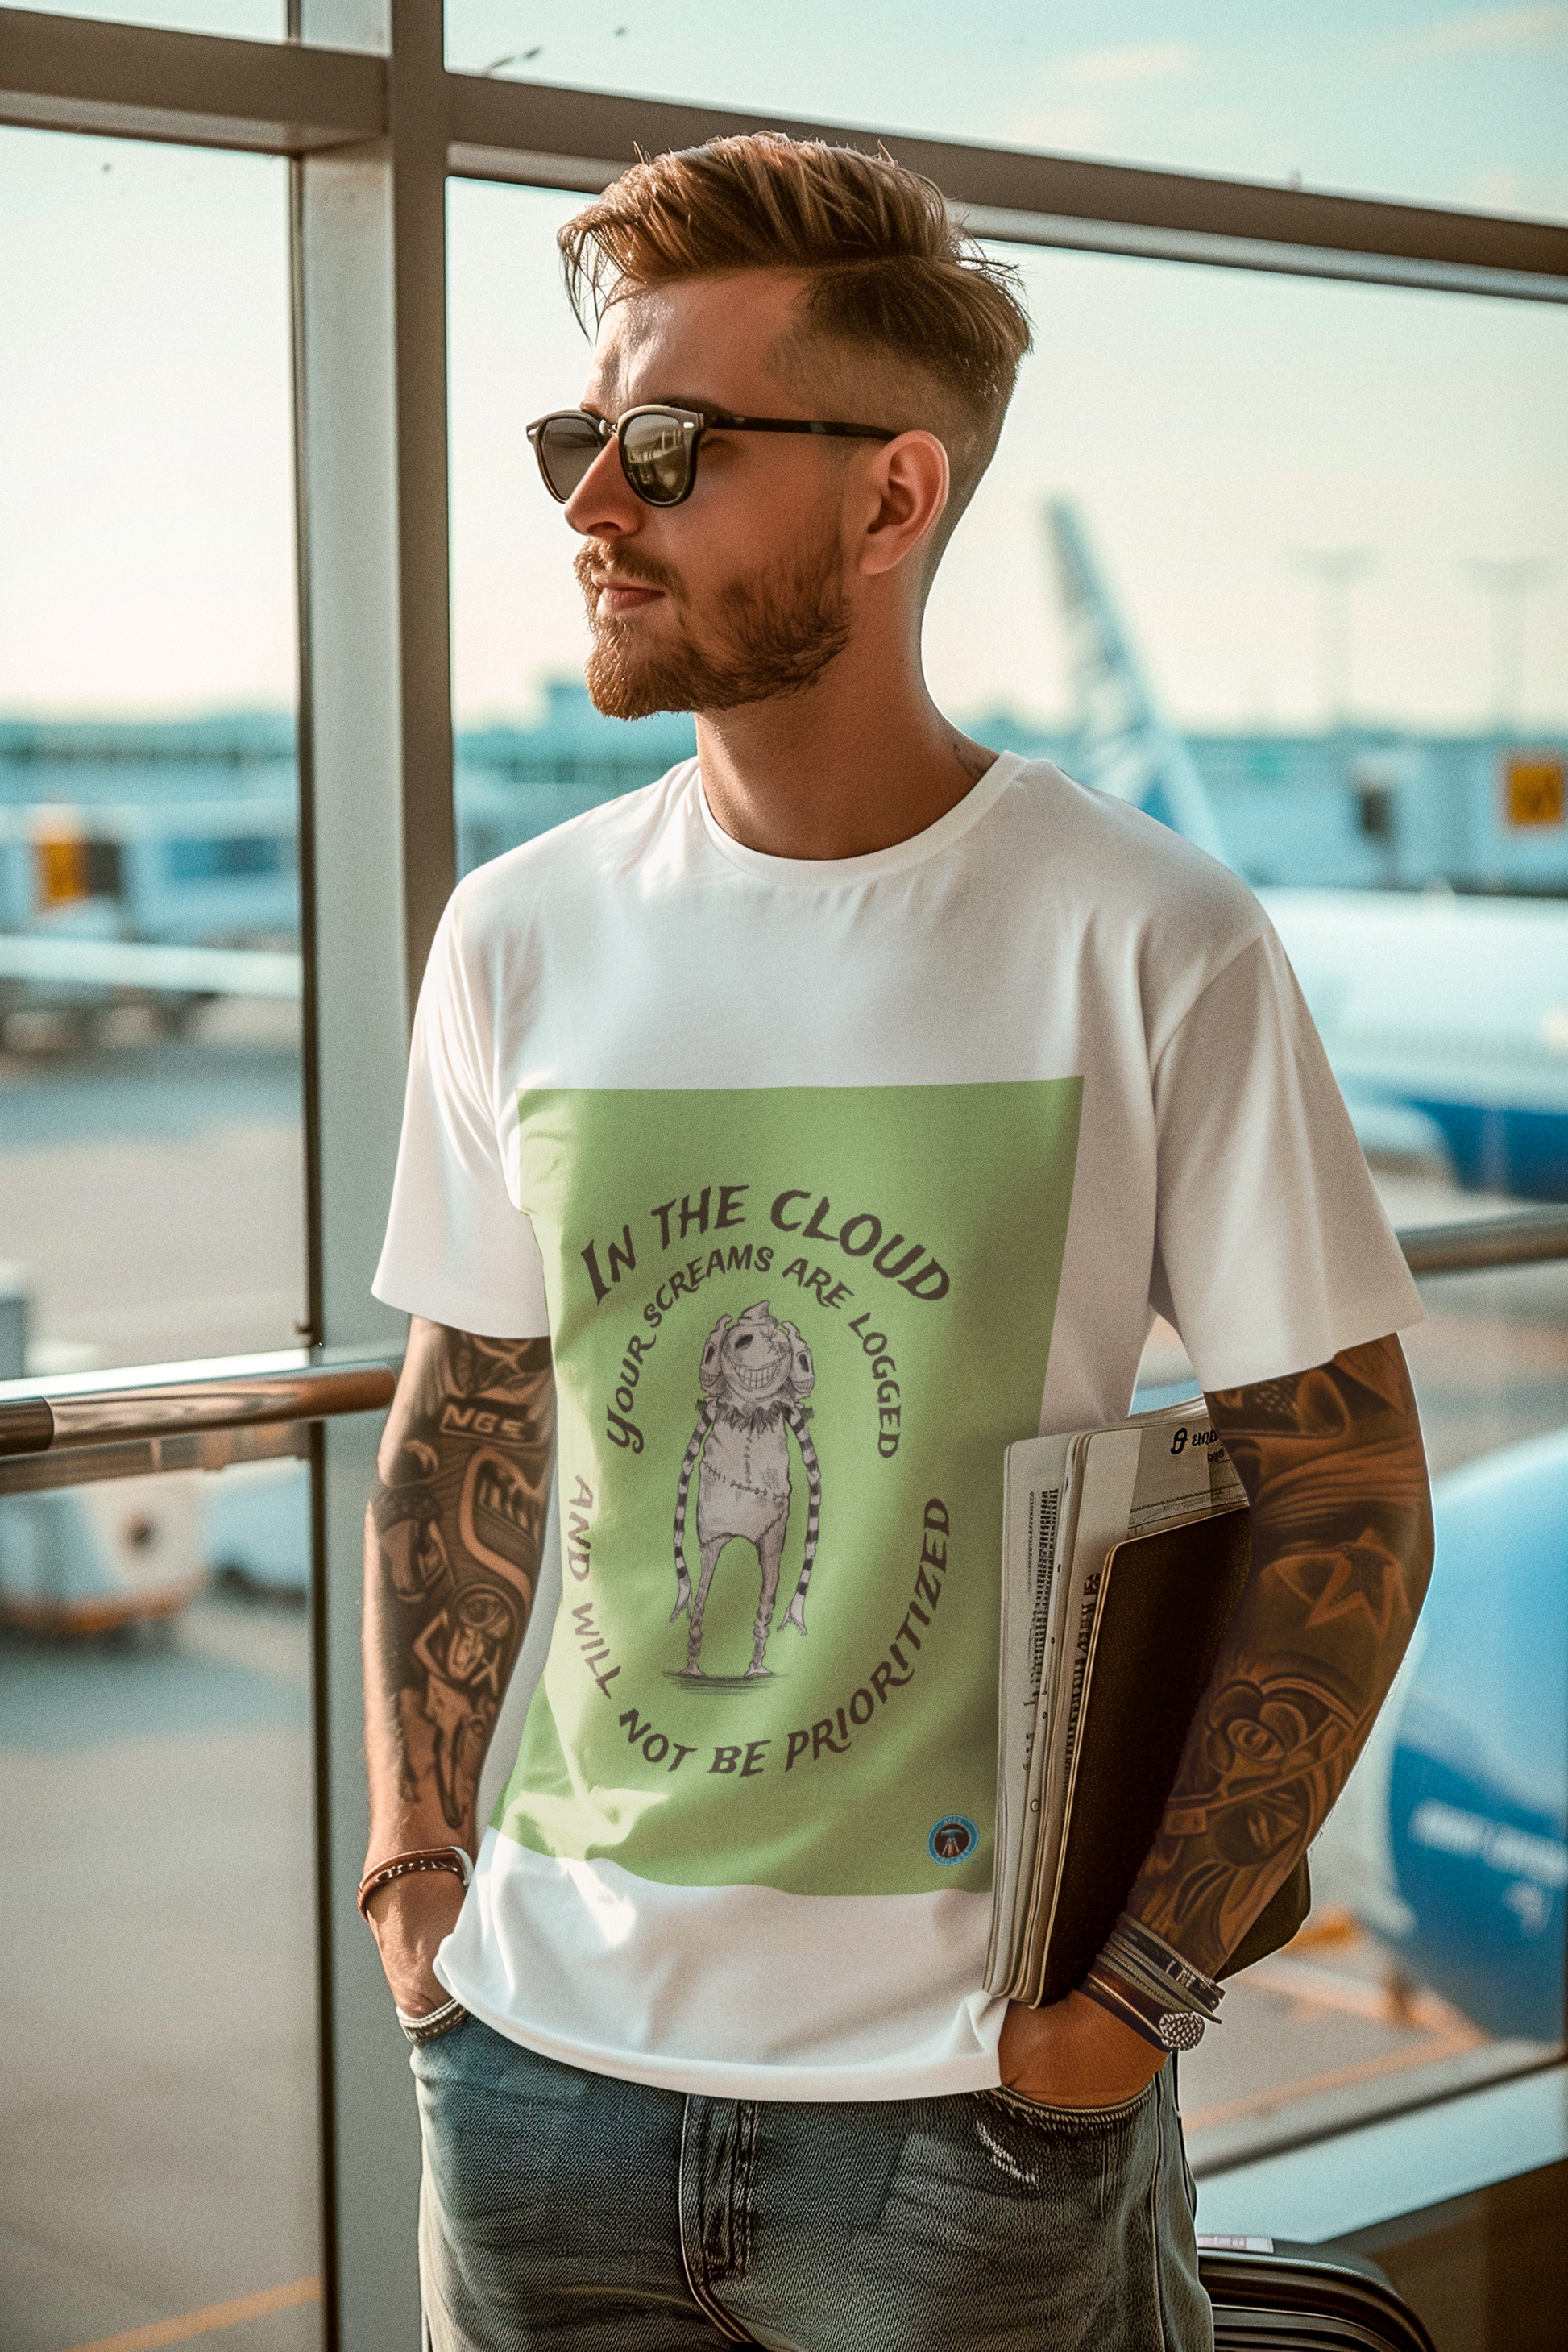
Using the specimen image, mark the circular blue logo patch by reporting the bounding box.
[928,1814,979,1865]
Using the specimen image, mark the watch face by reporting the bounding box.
[1158,2011,1205,2051]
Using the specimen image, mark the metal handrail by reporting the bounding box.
[0,1206,1562,1469]
[1395,1207,1568,1276]
[0,1358,397,1462]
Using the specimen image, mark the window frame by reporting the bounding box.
[2,4,1566,2341]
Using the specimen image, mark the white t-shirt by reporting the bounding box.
[373,752,1421,2102]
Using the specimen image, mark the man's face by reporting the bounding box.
[562,272,864,720]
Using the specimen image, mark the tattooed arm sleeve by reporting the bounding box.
[363,1316,555,1860]
[1123,1331,1434,1977]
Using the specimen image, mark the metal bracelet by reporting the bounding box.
[1098,1914,1224,2020]
[395,1995,469,2047]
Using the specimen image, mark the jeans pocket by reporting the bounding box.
[984,2076,1159,2131]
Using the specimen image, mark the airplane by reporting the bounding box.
[1050,496,1566,2047]
[1311,1426,1567,2045]
[1044,499,1568,1203]
[0,795,297,945]
[0,797,300,1040]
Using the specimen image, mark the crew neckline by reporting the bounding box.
[691,750,1025,885]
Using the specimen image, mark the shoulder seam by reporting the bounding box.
[1151,919,1271,1076]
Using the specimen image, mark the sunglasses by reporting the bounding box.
[526,404,898,509]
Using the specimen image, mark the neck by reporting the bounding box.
[693,622,994,861]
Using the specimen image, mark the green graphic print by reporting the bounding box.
[494,1083,1082,1898]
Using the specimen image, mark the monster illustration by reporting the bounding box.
[671,1300,822,1677]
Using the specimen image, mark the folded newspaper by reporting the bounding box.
[986,1395,1253,2006]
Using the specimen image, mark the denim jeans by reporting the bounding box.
[413,2016,1211,2351]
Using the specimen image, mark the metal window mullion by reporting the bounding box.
[292,6,453,2346]
[388,0,458,985]
[442,75,1568,295]
[0,5,384,152]
[954,208,1568,303]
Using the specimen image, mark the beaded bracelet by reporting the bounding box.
[395,1994,470,2047]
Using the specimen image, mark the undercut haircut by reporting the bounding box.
[559,134,1032,550]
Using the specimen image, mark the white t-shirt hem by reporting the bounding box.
[430,1830,1007,2103]
[369,1265,550,1342]
[430,1966,1008,2104]
[1186,1292,1425,1396]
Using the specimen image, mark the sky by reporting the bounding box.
[2,1,1566,728]
[446,0,1568,220]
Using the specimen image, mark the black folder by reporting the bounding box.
[1035,1504,1309,2006]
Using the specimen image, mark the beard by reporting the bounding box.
[576,526,852,721]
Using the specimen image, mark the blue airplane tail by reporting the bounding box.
[1044,499,1231,868]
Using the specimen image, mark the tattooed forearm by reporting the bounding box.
[363,1318,555,1848]
[1125,1332,1433,1975]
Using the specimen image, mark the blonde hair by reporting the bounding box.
[560,135,1031,531]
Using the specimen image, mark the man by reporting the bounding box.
[363,135,1433,2350]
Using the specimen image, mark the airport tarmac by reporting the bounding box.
[0,1001,306,1375]
[0,1593,320,2352]
[2,1010,1565,2352]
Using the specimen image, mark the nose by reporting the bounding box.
[562,430,641,540]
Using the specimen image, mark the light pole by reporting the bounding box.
[1466,558,1553,734]
[1290,548,1379,732]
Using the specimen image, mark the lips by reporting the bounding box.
[735,1359,782,1392]
[591,574,665,600]
[575,543,674,608]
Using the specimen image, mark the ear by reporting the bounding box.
[778,1320,815,1396]
[699,1317,733,1391]
[854,430,950,581]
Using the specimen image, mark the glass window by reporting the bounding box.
[451,179,1566,2172]
[15,0,285,39]
[0,130,305,1375]
[446,0,1568,218]
[0,1446,321,2347]
[0,120,318,2346]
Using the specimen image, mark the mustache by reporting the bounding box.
[575,542,680,599]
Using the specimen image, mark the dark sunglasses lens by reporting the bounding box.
[619,411,692,505]
[535,414,607,501]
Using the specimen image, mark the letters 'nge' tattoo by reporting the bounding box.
[1126,1334,1433,1977]
[367,1327,555,1836]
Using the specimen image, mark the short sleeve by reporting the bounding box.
[1149,924,1422,1392]
[372,897,550,1339]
